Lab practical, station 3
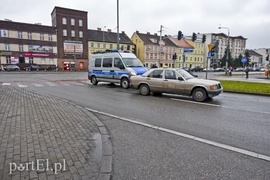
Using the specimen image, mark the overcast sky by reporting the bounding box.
[1,0,269,49]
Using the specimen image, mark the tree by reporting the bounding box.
[233,54,244,68]
[244,50,251,66]
[220,47,233,67]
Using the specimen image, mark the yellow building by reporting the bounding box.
[88,28,135,57]
[185,39,206,69]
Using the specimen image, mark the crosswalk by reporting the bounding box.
[1,81,89,88]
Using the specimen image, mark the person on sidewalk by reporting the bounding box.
[229,66,233,76]
[245,66,249,79]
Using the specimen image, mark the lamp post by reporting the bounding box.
[103,26,106,50]
[218,26,230,74]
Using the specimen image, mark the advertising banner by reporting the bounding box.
[0,29,8,37]
[11,56,19,64]
[29,45,53,53]
[64,41,83,54]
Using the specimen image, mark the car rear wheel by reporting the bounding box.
[91,76,98,85]
[121,78,129,89]
[139,84,150,96]
[192,88,208,102]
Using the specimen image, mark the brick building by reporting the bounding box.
[51,7,88,71]
[0,20,57,68]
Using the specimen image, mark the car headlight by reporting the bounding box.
[130,70,137,76]
[210,84,218,90]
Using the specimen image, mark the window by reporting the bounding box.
[114,58,123,68]
[41,58,46,64]
[49,58,54,64]
[29,57,33,64]
[95,58,101,67]
[48,34,52,41]
[5,44,10,51]
[79,31,83,38]
[110,44,113,49]
[63,29,67,36]
[103,58,112,67]
[71,30,75,37]
[6,56,11,64]
[62,17,67,25]
[91,42,94,47]
[18,31,22,39]
[79,20,83,26]
[97,43,100,48]
[40,33,44,41]
[71,18,75,26]
[103,43,106,49]
[28,32,32,39]
[19,44,23,51]
[148,69,163,78]
[165,70,176,80]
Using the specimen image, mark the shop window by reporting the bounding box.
[62,17,67,25]
[28,32,32,40]
[41,58,46,64]
[79,20,83,27]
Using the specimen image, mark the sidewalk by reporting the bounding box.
[0,86,112,180]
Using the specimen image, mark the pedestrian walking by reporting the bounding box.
[229,66,233,76]
[245,66,249,79]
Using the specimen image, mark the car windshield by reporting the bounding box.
[122,58,144,67]
[176,69,195,79]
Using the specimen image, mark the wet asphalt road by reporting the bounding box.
[1,71,270,179]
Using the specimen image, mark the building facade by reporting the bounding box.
[51,6,88,70]
[88,28,135,55]
[131,31,178,68]
[0,20,57,68]
[254,48,270,68]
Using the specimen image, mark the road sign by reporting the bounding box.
[208,52,212,58]
[184,48,193,53]
[208,44,214,51]
[241,57,247,63]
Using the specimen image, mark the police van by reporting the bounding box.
[88,50,147,89]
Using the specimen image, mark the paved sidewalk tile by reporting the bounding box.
[0,87,106,180]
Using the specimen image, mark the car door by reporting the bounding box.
[145,69,164,92]
[163,70,185,94]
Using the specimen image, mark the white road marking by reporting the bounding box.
[171,98,220,107]
[32,83,44,87]
[46,82,57,86]
[2,83,10,85]
[85,107,270,162]
[59,82,70,86]
[17,83,27,87]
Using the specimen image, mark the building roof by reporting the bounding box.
[170,37,194,49]
[88,29,134,45]
[135,31,177,47]
[211,33,247,40]
[0,20,56,33]
[246,49,263,56]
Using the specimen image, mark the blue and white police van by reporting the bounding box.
[88,50,147,89]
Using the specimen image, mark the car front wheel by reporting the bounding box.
[139,84,150,96]
[192,88,208,102]
[121,78,129,89]
[91,76,98,85]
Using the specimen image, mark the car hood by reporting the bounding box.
[186,78,221,85]
[130,67,148,75]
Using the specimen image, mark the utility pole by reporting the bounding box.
[117,0,120,50]
[158,25,163,68]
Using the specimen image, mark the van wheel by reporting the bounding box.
[139,84,150,96]
[91,76,98,85]
[192,88,207,102]
[121,78,129,89]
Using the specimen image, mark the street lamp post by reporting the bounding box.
[103,26,106,50]
[218,26,230,74]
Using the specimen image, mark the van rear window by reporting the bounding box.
[95,58,101,67]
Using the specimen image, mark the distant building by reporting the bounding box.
[88,28,134,55]
[51,6,88,70]
[131,31,178,68]
[253,48,270,68]
[0,19,57,67]
[245,49,263,68]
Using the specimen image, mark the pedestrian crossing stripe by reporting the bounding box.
[2,83,10,85]
[32,83,44,87]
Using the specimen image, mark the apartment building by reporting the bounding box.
[88,28,135,55]
[51,7,88,70]
[131,31,178,68]
[254,48,270,68]
[0,19,57,67]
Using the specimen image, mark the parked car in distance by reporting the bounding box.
[203,67,215,72]
[235,68,244,72]
[24,65,40,71]
[215,68,225,72]
[190,66,203,72]
[130,68,223,102]
[3,65,20,71]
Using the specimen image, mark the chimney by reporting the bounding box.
[147,32,150,35]
[154,33,157,36]
[97,27,101,31]
[136,31,139,34]
[122,31,125,34]
[107,29,112,33]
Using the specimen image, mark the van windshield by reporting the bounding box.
[122,58,144,67]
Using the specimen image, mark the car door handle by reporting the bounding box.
[146,78,151,80]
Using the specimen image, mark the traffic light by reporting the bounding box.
[211,46,216,57]
[192,32,197,42]
[202,34,206,43]
[177,31,183,40]
[266,55,269,61]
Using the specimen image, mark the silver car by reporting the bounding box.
[130,68,223,102]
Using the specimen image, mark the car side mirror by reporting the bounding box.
[178,76,184,81]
